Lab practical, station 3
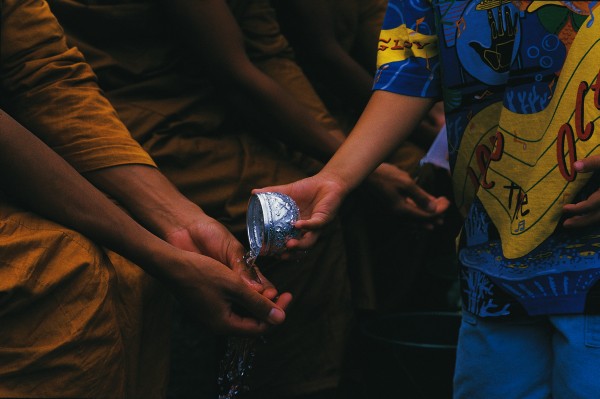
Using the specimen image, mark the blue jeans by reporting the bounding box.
[454,311,600,399]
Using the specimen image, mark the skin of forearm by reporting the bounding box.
[163,0,344,163]
[320,90,435,191]
[0,116,287,330]
[284,0,373,106]
[83,164,204,240]
[308,41,373,107]
[225,67,345,161]
[0,110,181,277]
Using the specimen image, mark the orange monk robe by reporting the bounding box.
[0,1,171,397]
[48,0,355,396]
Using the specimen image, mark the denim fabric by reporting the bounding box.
[454,311,600,399]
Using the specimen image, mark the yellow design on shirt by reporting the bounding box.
[453,14,600,259]
[377,24,438,68]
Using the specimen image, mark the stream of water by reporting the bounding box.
[217,250,262,399]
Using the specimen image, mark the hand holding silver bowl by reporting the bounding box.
[246,192,300,257]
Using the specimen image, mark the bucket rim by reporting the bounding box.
[360,311,461,350]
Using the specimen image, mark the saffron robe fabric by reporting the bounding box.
[47,0,354,396]
[0,0,171,397]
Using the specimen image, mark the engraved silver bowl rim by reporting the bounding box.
[247,192,300,256]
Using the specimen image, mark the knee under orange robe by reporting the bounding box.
[47,0,355,396]
[0,1,171,397]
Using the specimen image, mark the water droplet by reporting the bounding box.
[218,337,259,399]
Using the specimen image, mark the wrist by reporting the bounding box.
[85,164,207,239]
[315,168,357,203]
[317,168,353,198]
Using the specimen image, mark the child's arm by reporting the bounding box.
[321,91,436,195]
[255,90,449,249]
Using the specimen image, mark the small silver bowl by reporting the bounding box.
[247,192,300,256]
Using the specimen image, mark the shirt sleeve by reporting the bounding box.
[373,0,441,99]
[0,0,156,173]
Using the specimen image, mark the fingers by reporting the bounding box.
[235,288,291,328]
[432,196,451,214]
[562,213,600,229]
[233,258,281,301]
[232,257,264,291]
[407,184,439,212]
[252,185,285,195]
[371,162,441,214]
[218,295,290,335]
[563,191,600,228]
[544,154,600,229]
[261,286,279,300]
[273,292,293,311]
[563,200,595,217]
[249,267,279,300]
[294,214,330,230]
[216,270,293,335]
[285,230,319,250]
[573,155,600,173]
[396,195,449,219]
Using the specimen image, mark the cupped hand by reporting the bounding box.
[563,157,600,228]
[165,249,292,335]
[366,162,450,228]
[165,212,278,297]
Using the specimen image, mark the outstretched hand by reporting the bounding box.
[163,249,292,335]
[162,212,293,334]
[253,174,347,250]
[563,157,600,228]
[253,163,450,250]
[366,162,450,228]
[165,213,279,295]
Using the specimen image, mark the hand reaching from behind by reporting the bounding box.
[366,162,450,228]
[563,157,600,228]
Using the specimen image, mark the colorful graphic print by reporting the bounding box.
[375,0,600,316]
[448,2,600,258]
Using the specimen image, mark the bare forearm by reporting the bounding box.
[312,46,374,106]
[163,0,344,162]
[226,68,345,161]
[285,0,373,106]
[83,164,204,240]
[0,110,177,276]
[320,90,435,191]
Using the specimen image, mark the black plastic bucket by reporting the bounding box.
[360,312,461,399]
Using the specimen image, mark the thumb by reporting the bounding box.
[406,184,438,213]
[238,289,288,325]
[252,185,282,195]
[295,212,331,230]
[574,155,600,173]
